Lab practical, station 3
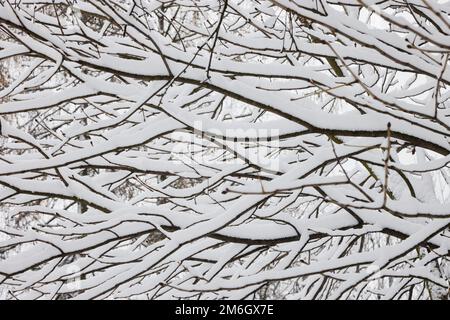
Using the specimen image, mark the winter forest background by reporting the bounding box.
[0,0,449,300]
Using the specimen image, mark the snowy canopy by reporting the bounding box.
[0,0,449,300]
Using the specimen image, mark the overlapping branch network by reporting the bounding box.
[0,0,449,299]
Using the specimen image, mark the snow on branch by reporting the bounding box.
[0,0,449,300]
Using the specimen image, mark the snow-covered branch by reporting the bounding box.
[0,0,449,300]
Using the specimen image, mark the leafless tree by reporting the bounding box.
[0,0,449,300]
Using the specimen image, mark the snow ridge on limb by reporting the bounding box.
[0,0,449,300]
